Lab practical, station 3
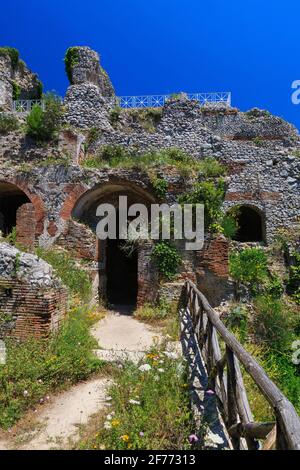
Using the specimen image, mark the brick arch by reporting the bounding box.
[60,180,156,222]
[0,178,46,235]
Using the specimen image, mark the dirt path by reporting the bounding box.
[1,311,162,451]
[92,311,162,351]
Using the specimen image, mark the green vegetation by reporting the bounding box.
[64,47,80,82]
[12,81,21,100]
[83,145,225,179]
[35,247,92,303]
[109,106,122,126]
[198,157,226,177]
[151,177,168,199]
[152,241,182,280]
[36,79,43,99]
[252,137,264,147]
[179,179,226,229]
[0,305,103,429]
[26,93,63,142]
[79,346,193,450]
[0,113,19,135]
[287,251,300,305]
[135,299,180,341]
[244,109,271,119]
[0,47,19,68]
[229,247,268,292]
[227,244,300,420]
[127,108,163,133]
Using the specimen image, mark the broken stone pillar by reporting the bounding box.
[64,46,116,129]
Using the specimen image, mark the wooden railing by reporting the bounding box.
[182,280,300,450]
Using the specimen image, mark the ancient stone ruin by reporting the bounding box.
[0,45,299,339]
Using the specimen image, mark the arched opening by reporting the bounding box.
[72,182,155,310]
[233,206,264,242]
[0,182,30,236]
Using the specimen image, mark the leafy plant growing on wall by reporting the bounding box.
[179,179,226,229]
[152,241,182,280]
[152,177,168,199]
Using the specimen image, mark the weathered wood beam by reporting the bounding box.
[229,422,275,440]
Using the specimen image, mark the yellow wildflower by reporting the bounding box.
[121,434,130,442]
[112,419,120,427]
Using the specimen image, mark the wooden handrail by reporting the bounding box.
[183,280,300,450]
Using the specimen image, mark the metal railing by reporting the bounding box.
[12,100,44,112]
[12,91,231,113]
[116,92,231,108]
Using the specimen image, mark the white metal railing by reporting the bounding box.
[116,92,231,108]
[13,91,231,113]
[12,100,44,112]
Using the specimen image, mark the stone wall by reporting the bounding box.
[0,243,67,339]
[0,50,42,111]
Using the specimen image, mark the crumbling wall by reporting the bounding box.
[0,243,67,339]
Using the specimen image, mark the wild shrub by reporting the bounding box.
[229,247,268,291]
[0,113,19,134]
[221,214,239,239]
[26,93,63,142]
[152,241,182,280]
[198,157,226,177]
[35,247,92,302]
[152,177,168,199]
[0,305,102,428]
[179,180,226,229]
[252,296,298,351]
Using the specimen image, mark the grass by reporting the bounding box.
[78,346,193,450]
[134,300,180,341]
[35,247,92,303]
[0,305,104,429]
[83,145,225,179]
[224,296,300,421]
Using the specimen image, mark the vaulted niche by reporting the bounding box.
[0,182,30,236]
[233,206,265,243]
[72,182,155,310]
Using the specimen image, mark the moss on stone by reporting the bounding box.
[0,47,19,68]
[64,47,80,83]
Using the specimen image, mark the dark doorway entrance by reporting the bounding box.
[234,206,264,242]
[0,183,30,236]
[106,238,138,307]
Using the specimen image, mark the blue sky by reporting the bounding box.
[2,0,300,129]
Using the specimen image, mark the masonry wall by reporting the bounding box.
[0,279,67,340]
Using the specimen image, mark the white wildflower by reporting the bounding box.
[158,368,165,373]
[164,351,178,360]
[138,364,152,372]
[104,422,112,430]
[129,399,141,405]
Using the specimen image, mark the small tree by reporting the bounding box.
[26,93,63,142]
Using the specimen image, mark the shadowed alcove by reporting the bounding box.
[0,182,30,236]
[71,182,155,310]
[233,205,265,242]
